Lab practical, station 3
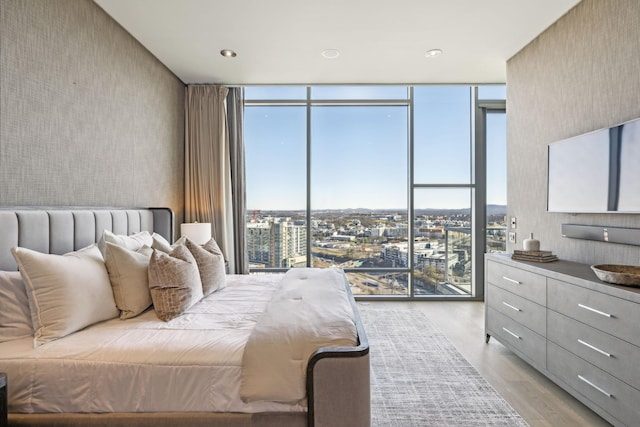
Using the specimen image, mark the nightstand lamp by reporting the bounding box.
[180,222,211,245]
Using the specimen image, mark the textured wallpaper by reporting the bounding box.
[0,0,185,228]
[507,0,640,265]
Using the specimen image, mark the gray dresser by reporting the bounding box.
[485,253,640,427]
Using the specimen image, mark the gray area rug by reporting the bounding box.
[358,305,529,427]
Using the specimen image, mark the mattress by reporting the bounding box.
[0,274,306,414]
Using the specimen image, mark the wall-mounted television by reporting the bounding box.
[547,117,640,213]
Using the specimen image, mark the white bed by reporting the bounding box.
[0,207,370,427]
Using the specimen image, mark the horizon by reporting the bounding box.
[247,204,508,216]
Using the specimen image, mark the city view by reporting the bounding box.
[247,206,507,296]
[244,85,507,297]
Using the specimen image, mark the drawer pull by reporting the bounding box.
[502,327,521,340]
[578,375,613,398]
[502,301,522,312]
[578,339,612,358]
[502,276,521,285]
[578,304,613,318]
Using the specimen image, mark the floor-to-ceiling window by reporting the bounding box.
[485,110,507,253]
[413,86,473,295]
[244,85,505,299]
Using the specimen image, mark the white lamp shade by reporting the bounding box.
[180,222,211,245]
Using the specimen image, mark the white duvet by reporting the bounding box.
[0,274,306,414]
[241,268,358,403]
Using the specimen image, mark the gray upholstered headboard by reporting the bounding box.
[0,207,174,271]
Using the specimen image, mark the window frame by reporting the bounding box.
[244,85,505,301]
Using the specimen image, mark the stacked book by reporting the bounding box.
[511,249,558,263]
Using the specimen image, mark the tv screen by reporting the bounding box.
[547,117,640,213]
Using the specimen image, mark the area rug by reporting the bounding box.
[358,304,529,427]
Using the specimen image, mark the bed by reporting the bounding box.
[0,207,370,427]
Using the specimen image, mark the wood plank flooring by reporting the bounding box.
[363,301,612,427]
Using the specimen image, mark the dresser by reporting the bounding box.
[485,254,640,427]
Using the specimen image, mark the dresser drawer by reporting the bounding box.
[548,278,640,348]
[486,260,546,305]
[487,284,546,336]
[548,310,640,389]
[487,307,546,370]
[548,342,640,427]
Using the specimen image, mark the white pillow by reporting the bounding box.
[104,242,153,319]
[98,230,153,257]
[11,245,119,347]
[151,232,173,253]
[0,270,33,343]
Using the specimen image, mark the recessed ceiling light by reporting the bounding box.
[322,49,340,59]
[220,49,237,58]
[425,49,443,58]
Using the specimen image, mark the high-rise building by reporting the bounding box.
[247,218,307,268]
[246,222,271,267]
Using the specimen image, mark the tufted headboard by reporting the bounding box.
[0,207,174,271]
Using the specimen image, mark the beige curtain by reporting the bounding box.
[184,85,235,272]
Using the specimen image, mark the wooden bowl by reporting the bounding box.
[591,264,640,287]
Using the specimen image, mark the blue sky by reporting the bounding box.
[244,86,506,211]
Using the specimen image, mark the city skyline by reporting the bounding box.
[247,204,507,216]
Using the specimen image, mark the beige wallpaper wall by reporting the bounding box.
[0,0,185,227]
[506,0,640,266]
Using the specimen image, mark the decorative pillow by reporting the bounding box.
[98,230,153,257]
[148,245,203,321]
[11,245,119,347]
[185,237,226,296]
[104,242,153,319]
[0,270,33,343]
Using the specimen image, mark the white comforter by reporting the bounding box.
[0,274,306,414]
[240,268,358,403]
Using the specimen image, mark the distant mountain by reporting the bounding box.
[414,205,506,216]
[487,204,507,215]
[255,205,507,216]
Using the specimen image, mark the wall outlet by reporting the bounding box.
[508,232,516,243]
[510,217,517,229]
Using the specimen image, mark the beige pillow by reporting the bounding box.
[11,245,119,347]
[98,230,153,257]
[151,234,189,253]
[185,237,226,296]
[148,245,203,321]
[104,242,153,319]
[151,232,173,253]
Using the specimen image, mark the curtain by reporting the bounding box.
[184,85,235,272]
[226,88,249,274]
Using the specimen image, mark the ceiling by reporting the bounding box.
[94,0,581,85]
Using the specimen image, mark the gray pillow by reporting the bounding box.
[148,245,203,321]
[185,237,226,296]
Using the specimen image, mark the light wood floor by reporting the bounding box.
[365,301,612,427]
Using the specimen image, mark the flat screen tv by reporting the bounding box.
[547,117,640,213]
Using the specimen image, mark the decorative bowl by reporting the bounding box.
[591,264,640,287]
